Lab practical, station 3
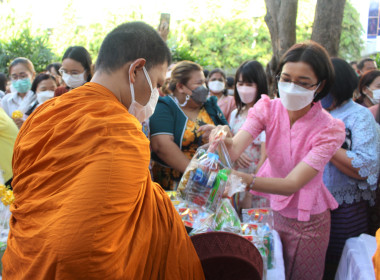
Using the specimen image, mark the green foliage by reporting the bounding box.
[339,1,365,61]
[169,42,200,64]
[49,1,147,61]
[0,27,58,74]
[371,53,380,68]
[167,17,271,71]
[296,0,316,43]
[0,0,365,74]
[294,0,364,62]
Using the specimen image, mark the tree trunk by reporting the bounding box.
[311,0,346,57]
[264,0,298,96]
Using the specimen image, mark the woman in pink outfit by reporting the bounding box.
[212,42,345,280]
[207,68,236,121]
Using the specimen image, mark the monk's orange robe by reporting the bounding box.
[374,229,380,279]
[3,83,204,279]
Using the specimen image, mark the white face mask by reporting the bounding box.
[208,80,225,93]
[278,81,319,111]
[237,85,257,104]
[227,89,234,96]
[37,90,54,104]
[62,72,86,89]
[128,66,159,123]
[372,89,380,103]
[368,87,380,104]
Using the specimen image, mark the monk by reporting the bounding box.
[374,229,380,278]
[3,22,204,279]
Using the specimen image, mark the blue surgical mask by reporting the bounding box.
[321,92,334,109]
[12,78,32,94]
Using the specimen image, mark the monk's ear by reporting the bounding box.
[128,58,146,84]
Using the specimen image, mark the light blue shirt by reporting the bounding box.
[323,100,380,205]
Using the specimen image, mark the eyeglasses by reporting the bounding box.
[59,68,85,76]
[276,75,319,89]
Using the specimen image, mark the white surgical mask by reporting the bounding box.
[367,87,380,104]
[128,66,159,123]
[237,86,257,104]
[208,80,225,93]
[372,89,380,103]
[278,81,319,111]
[37,90,54,104]
[227,89,234,96]
[62,72,86,89]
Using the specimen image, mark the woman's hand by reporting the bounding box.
[208,125,232,144]
[230,169,253,192]
[197,124,215,142]
[236,153,253,169]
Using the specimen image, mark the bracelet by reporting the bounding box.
[248,173,256,190]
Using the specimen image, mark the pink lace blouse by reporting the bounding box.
[216,95,236,121]
[240,95,345,221]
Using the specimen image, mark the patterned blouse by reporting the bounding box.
[323,100,380,205]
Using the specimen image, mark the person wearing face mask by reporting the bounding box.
[208,68,236,121]
[1,57,36,128]
[2,22,204,280]
[320,58,380,278]
[149,61,228,190]
[226,76,235,96]
[24,73,58,116]
[54,46,92,97]
[357,69,380,117]
[209,42,345,280]
[229,60,267,175]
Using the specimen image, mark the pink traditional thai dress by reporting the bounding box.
[240,95,345,280]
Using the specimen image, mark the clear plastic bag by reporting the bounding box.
[190,199,242,235]
[241,221,275,270]
[224,174,247,202]
[241,196,274,230]
[213,199,242,234]
[177,142,232,212]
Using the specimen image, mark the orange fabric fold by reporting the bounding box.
[3,83,204,280]
[374,229,380,279]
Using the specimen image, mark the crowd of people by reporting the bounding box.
[0,20,379,280]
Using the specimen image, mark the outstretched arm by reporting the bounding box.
[234,161,318,196]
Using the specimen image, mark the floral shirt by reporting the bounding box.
[152,107,214,190]
[182,108,214,159]
[323,100,380,205]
